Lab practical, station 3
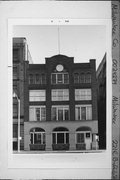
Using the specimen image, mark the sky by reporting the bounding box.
[13,25,106,69]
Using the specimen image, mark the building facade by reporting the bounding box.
[13,38,32,150]
[24,54,99,151]
[97,53,106,149]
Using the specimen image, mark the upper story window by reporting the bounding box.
[75,105,92,120]
[13,49,19,61]
[85,73,91,83]
[29,74,34,84]
[74,72,91,84]
[29,90,46,101]
[29,74,46,85]
[51,73,69,84]
[51,105,69,121]
[75,89,91,101]
[52,89,69,101]
[29,106,46,121]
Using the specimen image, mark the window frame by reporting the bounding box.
[75,104,92,120]
[51,105,69,121]
[75,89,92,101]
[51,72,69,84]
[29,105,46,121]
[29,90,46,102]
[51,89,69,101]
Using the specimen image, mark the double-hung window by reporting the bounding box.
[29,90,46,101]
[52,89,69,101]
[75,105,92,120]
[29,106,46,121]
[75,89,91,101]
[51,105,69,121]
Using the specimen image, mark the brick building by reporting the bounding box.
[97,53,106,149]
[13,38,32,150]
[24,54,99,151]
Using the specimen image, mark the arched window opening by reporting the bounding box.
[52,127,69,150]
[74,73,79,83]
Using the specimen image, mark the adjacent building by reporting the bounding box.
[13,38,32,150]
[97,53,106,149]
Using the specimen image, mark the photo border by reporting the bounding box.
[8,18,112,170]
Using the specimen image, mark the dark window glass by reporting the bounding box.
[77,133,84,143]
[66,133,69,144]
[64,109,69,120]
[35,74,40,84]
[74,73,79,83]
[57,74,62,84]
[29,74,34,84]
[85,73,91,83]
[57,133,64,144]
[41,74,46,84]
[53,133,56,144]
[51,74,56,84]
[80,73,85,83]
[64,73,69,84]
[81,107,86,120]
[58,109,63,121]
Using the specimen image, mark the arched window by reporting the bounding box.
[80,73,85,83]
[85,73,91,83]
[30,128,45,145]
[52,127,69,150]
[29,74,34,84]
[74,73,79,83]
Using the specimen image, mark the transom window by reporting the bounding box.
[51,105,69,121]
[29,106,46,121]
[52,89,69,101]
[29,90,46,101]
[51,73,69,84]
[30,128,45,145]
[75,89,91,101]
[75,105,92,120]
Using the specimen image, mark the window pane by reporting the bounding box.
[80,73,85,83]
[41,107,46,121]
[77,133,84,143]
[41,74,46,84]
[51,74,56,84]
[36,108,40,121]
[58,109,63,121]
[34,133,41,144]
[29,90,46,101]
[66,133,69,144]
[13,104,18,116]
[53,133,56,144]
[29,107,35,121]
[57,74,63,84]
[43,133,46,144]
[74,73,79,83]
[87,106,92,120]
[29,74,34,84]
[52,89,69,101]
[35,74,40,84]
[51,107,57,121]
[85,73,91,83]
[81,107,86,120]
[57,133,64,143]
[75,89,91,101]
[64,73,69,84]
[75,107,80,120]
[64,109,69,120]
[30,133,33,144]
